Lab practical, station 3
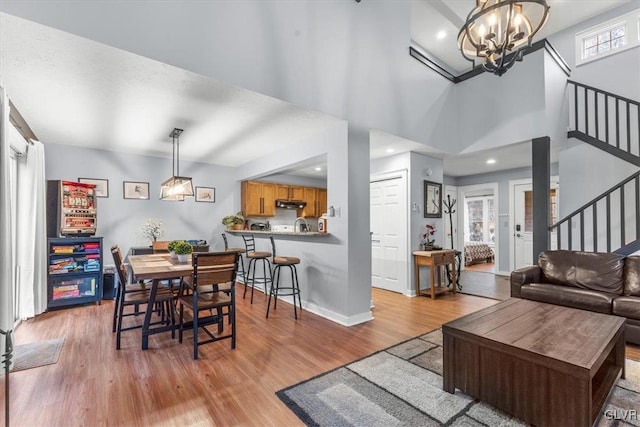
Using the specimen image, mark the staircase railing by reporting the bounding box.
[549,170,640,253]
[567,80,640,166]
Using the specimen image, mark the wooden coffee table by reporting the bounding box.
[443,299,626,427]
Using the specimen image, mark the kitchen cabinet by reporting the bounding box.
[242,181,276,217]
[276,184,304,201]
[299,187,328,218]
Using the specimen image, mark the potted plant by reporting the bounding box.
[140,218,164,245]
[421,223,437,251]
[222,211,245,230]
[173,241,193,263]
[167,240,182,259]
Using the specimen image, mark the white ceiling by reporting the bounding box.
[411,0,630,74]
[0,13,344,168]
[0,2,627,180]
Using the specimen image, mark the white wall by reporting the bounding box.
[44,143,237,259]
[370,150,444,295]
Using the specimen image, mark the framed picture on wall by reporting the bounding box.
[195,186,215,203]
[123,181,149,200]
[424,180,442,218]
[78,178,109,198]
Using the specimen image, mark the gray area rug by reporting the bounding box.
[277,330,640,426]
[9,338,64,373]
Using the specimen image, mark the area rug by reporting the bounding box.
[9,338,65,373]
[277,330,640,426]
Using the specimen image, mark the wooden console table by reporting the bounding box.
[413,250,456,299]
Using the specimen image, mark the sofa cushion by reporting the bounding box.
[612,296,640,320]
[538,250,624,294]
[520,283,615,314]
[624,256,640,296]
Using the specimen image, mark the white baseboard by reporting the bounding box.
[303,301,374,326]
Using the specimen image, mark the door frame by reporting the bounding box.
[508,176,559,271]
[456,182,500,274]
[370,169,410,296]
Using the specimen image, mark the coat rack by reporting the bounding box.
[443,195,462,290]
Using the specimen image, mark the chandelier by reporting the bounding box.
[457,0,550,76]
[160,128,194,201]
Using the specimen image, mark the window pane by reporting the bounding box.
[599,42,611,53]
[584,46,597,57]
[612,37,625,49]
[487,198,495,244]
[467,200,484,242]
[584,36,597,49]
[611,26,625,39]
[598,31,611,43]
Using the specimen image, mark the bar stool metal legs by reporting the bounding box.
[267,235,302,318]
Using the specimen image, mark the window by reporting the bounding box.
[463,195,495,244]
[576,9,640,66]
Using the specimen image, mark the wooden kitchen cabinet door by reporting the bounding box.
[317,188,327,216]
[242,181,276,217]
[290,186,304,200]
[300,187,318,218]
[276,185,290,200]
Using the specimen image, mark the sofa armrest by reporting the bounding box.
[510,265,541,298]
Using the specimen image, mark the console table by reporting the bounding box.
[413,250,456,299]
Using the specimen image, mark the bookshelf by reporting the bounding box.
[47,237,103,309]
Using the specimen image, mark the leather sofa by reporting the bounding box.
[511,250,640,345]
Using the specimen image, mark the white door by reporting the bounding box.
[370,176,407,293]
[514,183,534,268]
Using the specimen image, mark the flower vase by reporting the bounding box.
[177,254,189,263]
[170,251,177,259]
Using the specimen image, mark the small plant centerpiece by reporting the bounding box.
[173,241,193,263]
[140,218,164,244]
[167,240,182,259]
[222,211,245,230]
[421,223,437,251]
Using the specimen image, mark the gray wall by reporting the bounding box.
[44,142,237,260]
[448,163,559,273]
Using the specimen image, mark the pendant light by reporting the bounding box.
[160,128,194,201]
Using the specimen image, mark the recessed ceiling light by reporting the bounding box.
[314,167,322,171]
[436,31,447,40]
[386,148,395,153]
[486,159,496,164]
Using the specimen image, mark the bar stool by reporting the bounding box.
[241,235,272,304]
[222,233,246,283]
[267,236,302,319]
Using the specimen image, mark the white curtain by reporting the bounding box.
[15,139,47,319]
[0,88,15,365]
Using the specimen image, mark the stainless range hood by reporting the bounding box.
[275,199,306,209]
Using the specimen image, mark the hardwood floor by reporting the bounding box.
[458,270,511,300]
[3,287,639,426]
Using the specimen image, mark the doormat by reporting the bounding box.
[277,329,640,426]
[8,338,65,373]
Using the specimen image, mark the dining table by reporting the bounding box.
[127,253,193,350]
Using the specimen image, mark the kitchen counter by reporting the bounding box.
[227,230,330,237]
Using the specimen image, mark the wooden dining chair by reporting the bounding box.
[111,245,176,350]
[177,251,239,359]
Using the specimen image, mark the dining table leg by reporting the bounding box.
[141,278,159,350]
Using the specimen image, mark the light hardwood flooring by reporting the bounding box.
[3,287,639,426]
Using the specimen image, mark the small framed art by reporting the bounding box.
[123,181,150,200]
[195,186,215,203]
[78,178,109,198]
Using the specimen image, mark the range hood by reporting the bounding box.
[275,199,306,209]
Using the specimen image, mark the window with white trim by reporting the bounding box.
[575,9,640,66]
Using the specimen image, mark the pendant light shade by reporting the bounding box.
[160,128,194,201]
